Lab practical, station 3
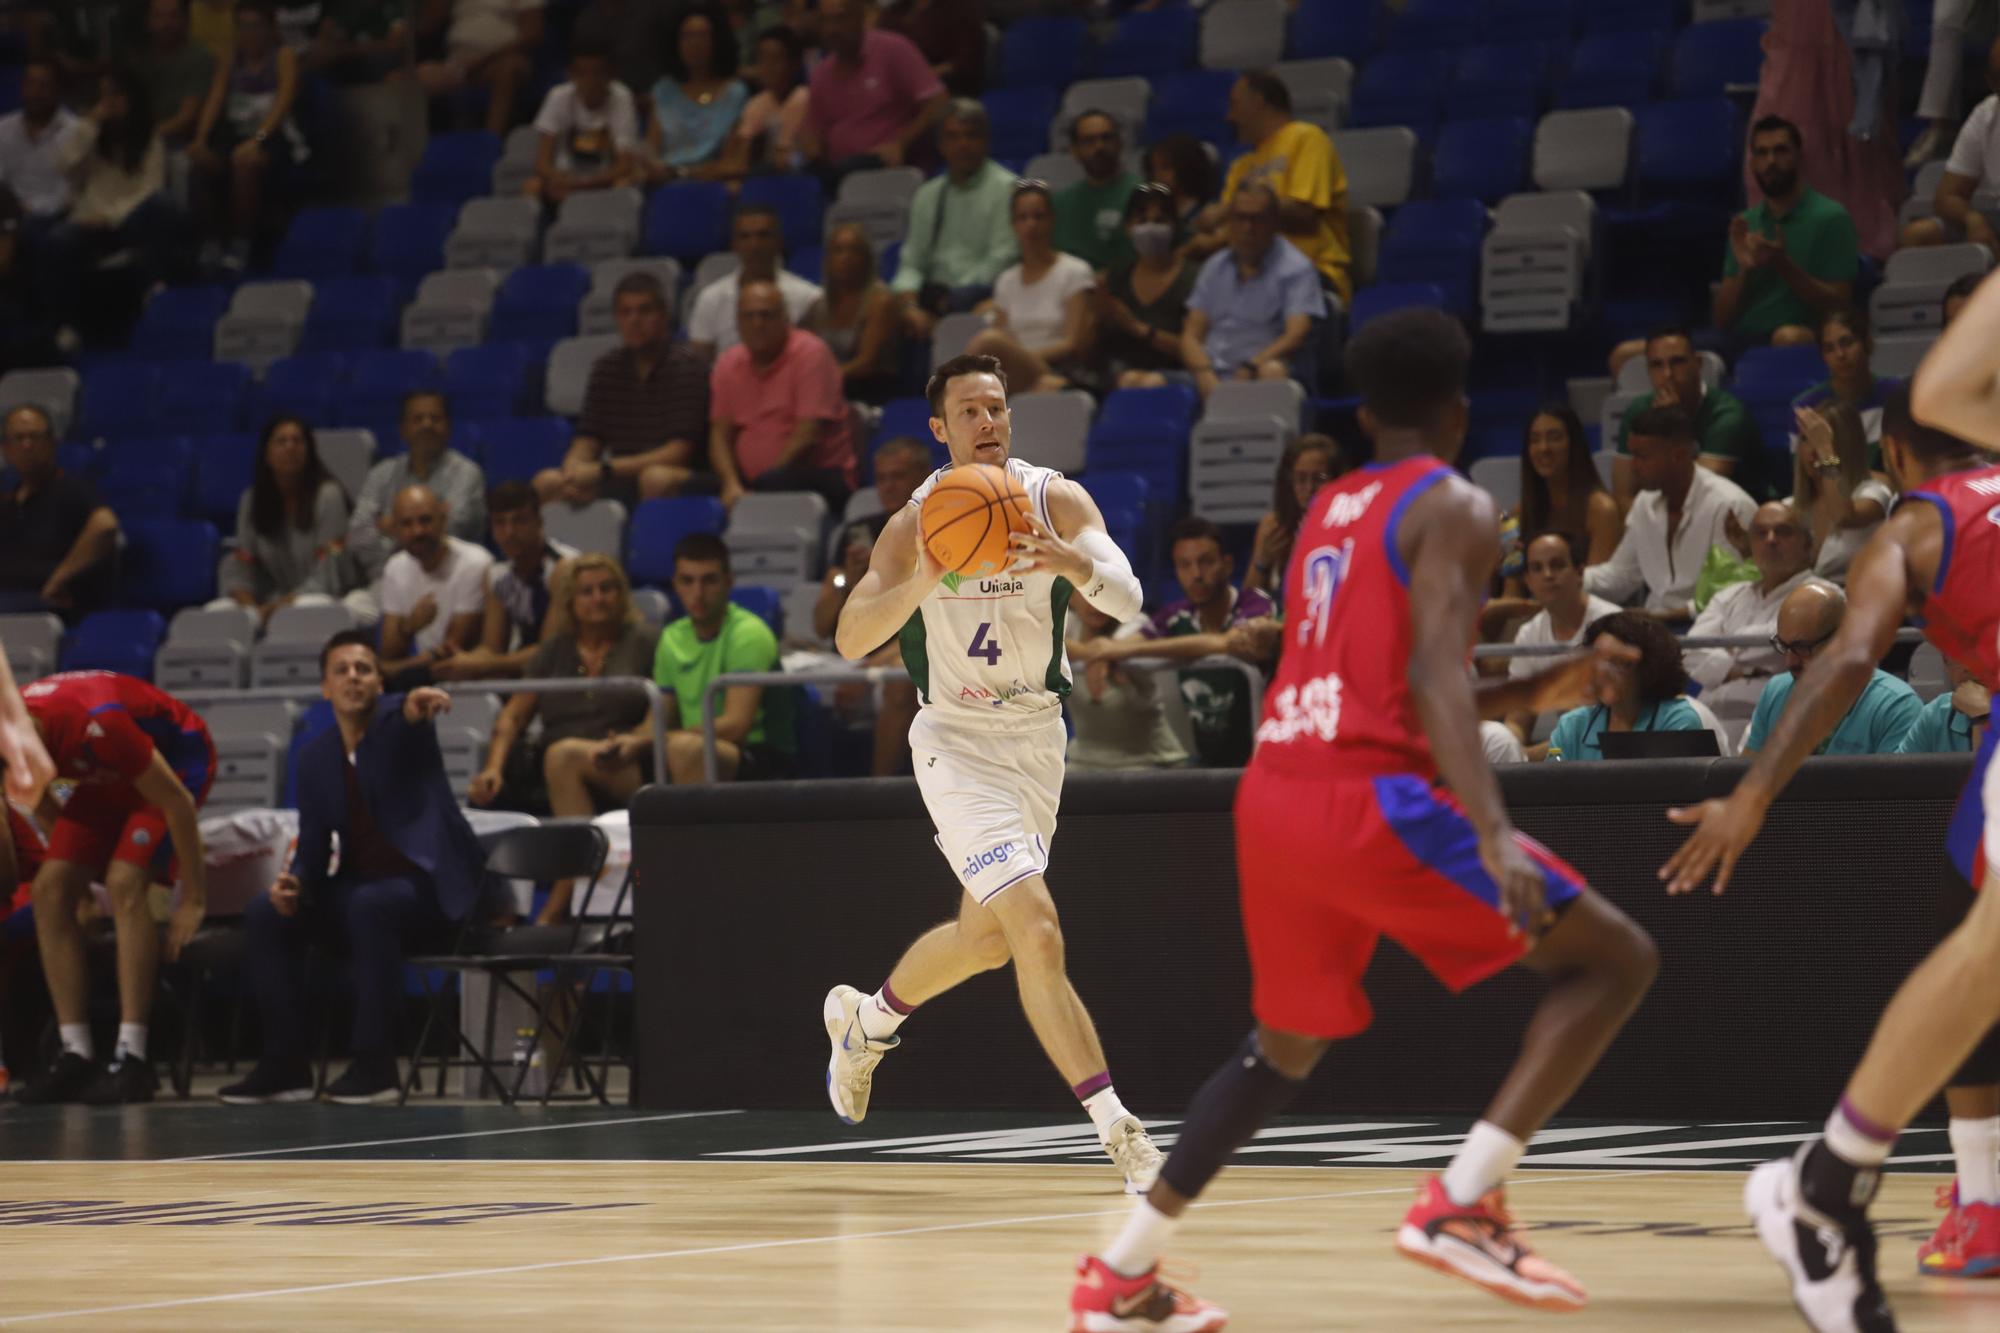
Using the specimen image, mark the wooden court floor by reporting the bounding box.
[1,1106,1995,1330]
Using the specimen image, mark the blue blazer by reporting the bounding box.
[292,695,489,921]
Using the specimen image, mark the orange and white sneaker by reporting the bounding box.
[1069,1256,1228,1332]
[1395,1176,1587,1312]
[1919,1184,2000,1278]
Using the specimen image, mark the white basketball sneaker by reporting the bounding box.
[1745,1150,1898,1333]
[823,984,898,1124]
[1105,1115,1164,1194]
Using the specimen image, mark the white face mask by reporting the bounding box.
[1129,221,1173,257]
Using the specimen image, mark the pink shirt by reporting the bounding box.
[710,328,857,486]
[806,30,944,163]
[737,85,809,164]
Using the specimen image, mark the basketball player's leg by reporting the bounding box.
[1921,870,2000,1277]
[879,888,1013,1009]
[14,849,105,1103]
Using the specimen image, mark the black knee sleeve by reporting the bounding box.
[1160,1031,1307,1200]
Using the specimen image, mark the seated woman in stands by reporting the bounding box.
[213,415,356,625]
[1097,183,1200,392]
[1542,611,1734,762]
[1243,432,1343,601]
[963,181,1097,394]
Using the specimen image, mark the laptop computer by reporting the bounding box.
[1597,730,1721,760]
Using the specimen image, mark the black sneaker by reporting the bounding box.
[13,1051,101,1105]
[324,1056,401,1105]
[218,1060,316,1106]
[81,1056,158,1105]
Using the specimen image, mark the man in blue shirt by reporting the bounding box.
[1177,182,1325,399]
[1743,583,1920,755]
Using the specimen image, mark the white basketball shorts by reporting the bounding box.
[909,708,1066,903]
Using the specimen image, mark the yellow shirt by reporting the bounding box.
[190,0,235,66]
[1223,120,1351,302]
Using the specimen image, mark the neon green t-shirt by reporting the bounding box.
[652,602,789,751]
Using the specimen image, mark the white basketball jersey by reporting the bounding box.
[901,457,1073,733]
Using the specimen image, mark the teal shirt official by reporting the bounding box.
[1546,697,1711,762]
[1743,668,1921,755]
[1893,692,1979,754]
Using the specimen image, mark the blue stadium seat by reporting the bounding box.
[998,16,1088,88]
[95,460,188,518]
[627,497,729,586]
[1431,116,1533,203]
[1452,43,1553,121]
[194,432,259,527]
[786,244,824,284]
[490,263,591,343]
[339,349,442,429]
[129,284,230,361]
[445,344,533,421]
[1385,0,1482,50]
[299,274,400,351]
[1734,344,1827,393]
[1479,0,1577,43]
[1635,98,1741,200]
[1349,281,1452,333]
[1143,70,1235,145]
[982,87,1061,162]
[273,206,370,280]
[1585,0,1678,33]
[410,130,503,208]
[1093,7,1199,78]
[730,586,782,634]
[644,180,732,264]
[1079,469,1150,518]
[59,610,165,679]
[249,352,347,424]
[157,361,252,436]
[473,416,571,485]
[57,442,98,477]
[1669,18,1769,100]
[100,434,194,475]
[1348,49,1450,142]
[1086,387,1194,503]
[72,362,161,439]
[872,397,934,451]
[738,174,825,256]
[120,519,220,609]
[1556,31,1667,109]
[1286,0,1376,62]
[1079,470,1156,577]
[1375,198,1487,315]
[371,203,458,293]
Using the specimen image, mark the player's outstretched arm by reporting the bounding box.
[1473,636,1638,722]
[1023,480,1143,622]
[834,506,944,660]
[133,753,207,961]
[1913,266,2000,451]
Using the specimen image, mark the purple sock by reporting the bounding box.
[1072,1071,1113,1101]
[878,981,914,1016]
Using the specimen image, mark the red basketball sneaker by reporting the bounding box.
[1068,1256,1228,1332]
[1395,1175,1587,1312]
[1919,1184,2000,1278]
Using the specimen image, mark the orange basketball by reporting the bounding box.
[920,464,1034,578]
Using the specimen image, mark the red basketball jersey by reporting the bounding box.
[1251,455,1457,782]
[1902,464,2000,690]
[20,671,210,794]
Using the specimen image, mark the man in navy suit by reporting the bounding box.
[220,629,490,1105]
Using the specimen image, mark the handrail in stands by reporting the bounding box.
[1472,626,1928,659]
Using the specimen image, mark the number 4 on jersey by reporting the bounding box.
[968,622,1002,665]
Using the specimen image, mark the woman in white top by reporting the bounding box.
[965,181,1098,393]
[1792,400,1892,582]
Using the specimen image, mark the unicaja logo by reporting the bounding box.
[963,841,1017,877]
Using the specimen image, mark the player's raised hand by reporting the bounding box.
[403,687,452,723]
[1007,514,1092,584]
[1479,831,1553,939]
[1659,791,1767,896]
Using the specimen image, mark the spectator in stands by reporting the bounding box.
[1906,0,1973,169]
[1189,69,1350,305]
[1097,182,1198,390]
[1792,401,1891,582]
[966,181,1097,394]
[471,554,653,862]
[417,0,545,135]
[803,221,901,402]
[525,34,641,202]
[1071,517,1276,767]
[1610,327,1761,511]
[572,0,665,99]
[1742,582,1921,755]
[644,3,747,182]
[0,57,82,237]
[888,98,1016,336]
[878,0,985,97]
[707,279,857,511]
[1514,404,1621,576]
[445,480,577,680]
[1793,307,1898,456]
[1146,132,1217,249]
[1244,432,1342,599]
[0,404,117,615]
[1902,37,2000,258]
[311,0,413,85]
[1544,611,1731,762]
[376,482,494,681]
[218,632,487,1105]
[1585,405,1758,623]
[188,0,306,274]
[1162,182,1324,399]
[138,0,216,147]
[720,23,808,175]
[1066,597,1190,773]
[348,390,488,601]
[216,415,355,625]
[542,271,709,506]
[1053,109,1139,271]
[803,0,946,179]
[1500,531,1622,750]
[1682,500,1827,721]
[686,203,822,359]
[1944,270,1984,324]
[1715,115,1860,356]
[1897,655,1990,754]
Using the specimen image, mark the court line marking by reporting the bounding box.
[159,1109,743,1162]
[0,1170,1653,1325]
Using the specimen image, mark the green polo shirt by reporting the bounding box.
[1893,692,1980,754]
[652,602,791,751]
[1743,668,1920,756]
[1614,385,1762,465]
[1053,172,1140,270]
[1721,188,1859,339]
[1545,697,1712,763]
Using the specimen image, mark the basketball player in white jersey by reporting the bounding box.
[825,353,1164,1192]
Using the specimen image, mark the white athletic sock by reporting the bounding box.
[1083,1086,1133,1143]
[1101,1197,1177,1278]
[1951,1115,2000,1205]
[58,1024,92,1060]
[115,1024,147,1062]
[1442,1121,1526,1207]
[1826,1101,1896,1168]
[857,989,910,1042]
